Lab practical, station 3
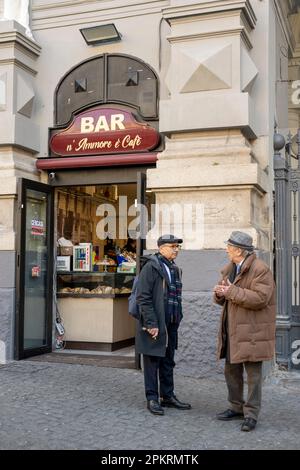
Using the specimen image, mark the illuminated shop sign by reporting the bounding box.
[49,107,160,157]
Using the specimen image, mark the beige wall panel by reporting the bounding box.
[0,147,40,199]
[148,161,268,192]
[112,297,135,342]
[159,92,257,135]
[58,297,114,342]
[58,296,135,343]
[0,176,18,195]
[0,196,15,250]
[147,187,257,250]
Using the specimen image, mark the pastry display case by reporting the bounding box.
[56,272,136,349]
[57,272,134,297]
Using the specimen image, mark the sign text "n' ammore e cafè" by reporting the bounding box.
[49,107,160,157]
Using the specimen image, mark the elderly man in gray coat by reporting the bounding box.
[136,234,191,415]
[213,231,276,432]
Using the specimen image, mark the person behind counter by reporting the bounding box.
[104,238,117,262]
[122,237,136,254]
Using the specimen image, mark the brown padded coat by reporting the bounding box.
[214,253,276,364]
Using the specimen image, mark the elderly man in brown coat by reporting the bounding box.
[213,231,276,432]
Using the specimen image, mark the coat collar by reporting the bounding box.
[144,253,171,285]
[221,253,256,279]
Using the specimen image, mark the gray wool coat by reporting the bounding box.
[135,254,182,357]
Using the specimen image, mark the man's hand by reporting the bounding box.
[147,327,159,339]
[214,280,226,297]
[214,279,232,297]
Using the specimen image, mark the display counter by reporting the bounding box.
[57,272,136,350]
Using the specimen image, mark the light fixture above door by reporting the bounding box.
[80,24,122,46]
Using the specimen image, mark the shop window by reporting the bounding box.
[55,54,158,126]
[56,57,104,126]
[107,55,157,118]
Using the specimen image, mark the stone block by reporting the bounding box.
[0,288,15,362]
[176,292,224,378]
[0,251,15,287]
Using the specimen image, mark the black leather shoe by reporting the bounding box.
[217,409,244,421]
[147,400,164,415]
[161,395,191,410]
[241,417,257,432]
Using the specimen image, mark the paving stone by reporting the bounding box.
[0,361,299,450]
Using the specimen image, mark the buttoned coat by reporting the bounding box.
[135,254,182,357]
[214,253,276,363]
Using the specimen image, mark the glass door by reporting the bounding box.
[135,172,146,369]
[136,172,147,273]
[16,179,54,359]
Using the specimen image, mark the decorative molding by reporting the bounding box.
[152,185,266,196]
[166,27,252,50]
[174,43,232,93]
[32,0,163,11]
[273,0,297,54]
[32,0,104,10]
[0,71,6,110]
[31,0,169,30]
[16,73,35,117]
[274,169,288,179]
[162,0,257,30]
[0,58,38,76]
[286,1,300,56]
[289,57,300,66]
[241,45,258,92]
[0,23,41,57]
[164,5,254,50]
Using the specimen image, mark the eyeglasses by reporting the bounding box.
[163,244,182,251]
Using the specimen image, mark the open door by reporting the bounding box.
[15,179,54,359]
[135,172,147,368]
[136,172,147,272]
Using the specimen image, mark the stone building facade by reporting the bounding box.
[0,0,299,375]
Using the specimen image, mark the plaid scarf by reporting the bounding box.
[157,254,182,324]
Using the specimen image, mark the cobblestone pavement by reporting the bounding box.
[0,361,299,450]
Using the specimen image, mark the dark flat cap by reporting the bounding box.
[157,234,183,246]
[225,231,254,251]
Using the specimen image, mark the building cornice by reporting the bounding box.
[32,0,169,30]
[166,27,252,50]
[162,0,257,30]
[0,57,38,75]
[0,21,41,57]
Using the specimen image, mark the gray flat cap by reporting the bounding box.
[225,231,254,251]
[157,234,183,246]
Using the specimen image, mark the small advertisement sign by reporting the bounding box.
[31,219,45,236]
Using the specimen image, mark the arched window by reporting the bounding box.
[55,54,159,126]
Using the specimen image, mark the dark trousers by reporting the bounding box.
[143,323,178,401]
[224,361,263,421]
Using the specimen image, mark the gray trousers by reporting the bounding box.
[224,361,262,421]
